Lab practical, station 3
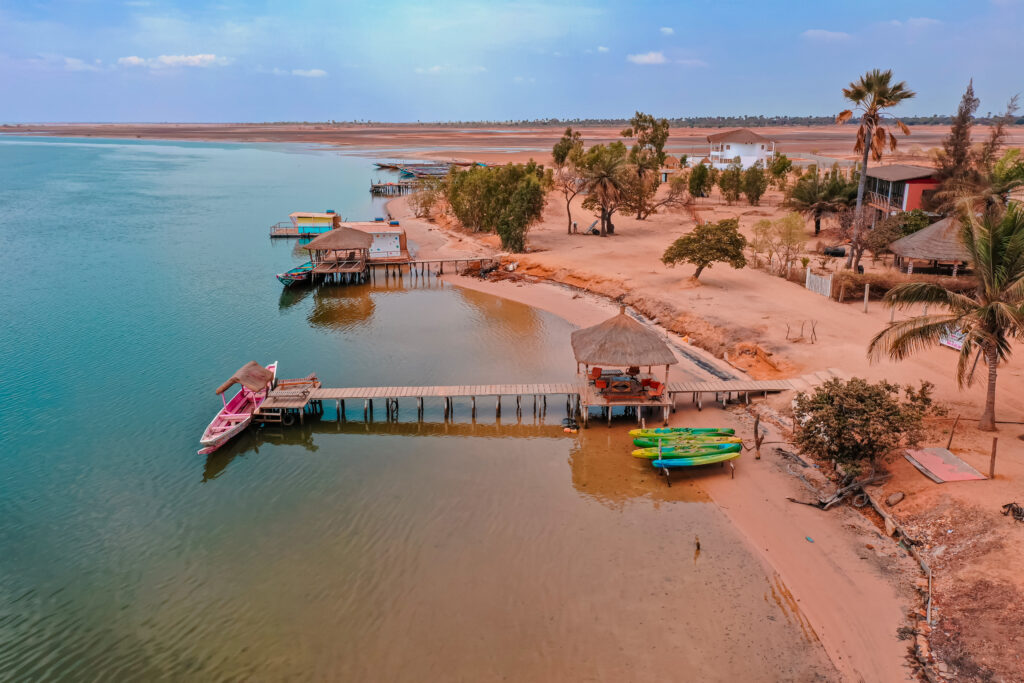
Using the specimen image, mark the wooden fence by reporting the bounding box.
[805,269,833,298]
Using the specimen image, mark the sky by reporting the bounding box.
[1,0,1022,123]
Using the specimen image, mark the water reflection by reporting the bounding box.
[307,285,376,329]
[203,418,571,482]
[277,286,312,310]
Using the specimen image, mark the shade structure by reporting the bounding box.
[889,217,970,263]
[571,307,678,367]
[301,227,373,252]
[216,361,274,394]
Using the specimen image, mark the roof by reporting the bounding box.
[570,307,678,367]
[216,361,274,395]
[302,227,373,251]
[864,164,937,182]
[290,212,337,219]
[706,128,774,144]
[888,217,970,262]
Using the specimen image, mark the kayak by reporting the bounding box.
[633,435,742,448]
[628,426,735,438]
[653,450,742,468]
[632,442,742,459]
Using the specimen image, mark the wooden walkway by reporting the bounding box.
[257,377,798,426]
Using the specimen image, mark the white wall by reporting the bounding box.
[711,141,772,169]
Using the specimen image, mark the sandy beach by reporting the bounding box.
[380,146,1024,680]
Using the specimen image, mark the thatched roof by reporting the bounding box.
[865,164,936,182]
[302,227,372,251]
[571,307,678,366]
[889,217,970,262]
[216,361,274,394]
[706,128,773,144]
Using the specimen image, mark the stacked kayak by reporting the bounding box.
[654,450,742,469]
[632,434,741,447]
[629,426,735,438]
[632,442,742,459]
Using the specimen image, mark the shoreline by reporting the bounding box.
[387,194,917,681]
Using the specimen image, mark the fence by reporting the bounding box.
[805,269,833,298]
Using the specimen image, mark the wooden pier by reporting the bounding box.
[370,180,418,196]
[255,377,795,426]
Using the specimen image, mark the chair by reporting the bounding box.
[588,367,603,382]
[595,379,608,390]
[648,384,665,401]
[640,378,652,388]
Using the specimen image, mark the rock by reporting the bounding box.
[916,634,931,661]
[915,578,930,590]
[885,516,897,537]
[886,492,906,507]
[936,662,950,674]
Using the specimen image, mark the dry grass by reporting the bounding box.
[832,271,978,301]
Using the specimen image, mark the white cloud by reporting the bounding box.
[597,45,609,52]
[118,53,230,69]
[801,29,851,42]
[64,57,101,72]
[292,68,327,77]
[660,26,674,35]
[414,64,486,75]
[626,51,667,65]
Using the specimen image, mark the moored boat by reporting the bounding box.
[199,361,278,454]
[276,261,314,286]
[631,442,742,459]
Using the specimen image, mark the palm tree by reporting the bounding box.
[582,143,628,236]
[868,204,1024,431]
[837,69,916,269]
[786,172,856,235]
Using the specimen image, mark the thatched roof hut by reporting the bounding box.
[216,361,274,394]
[301,227,373,252]
[571,306,678,367]
[889,217,970,263]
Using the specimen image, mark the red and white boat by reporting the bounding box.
[199,361,278,454]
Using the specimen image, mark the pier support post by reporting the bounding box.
[471,396,476,418]
[417,397,423,421]
[496,396,501,418]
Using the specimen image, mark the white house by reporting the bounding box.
[706,128,776,170]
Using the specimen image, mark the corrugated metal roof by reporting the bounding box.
[864,164,937,182]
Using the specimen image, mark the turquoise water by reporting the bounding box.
[0,138,831,680]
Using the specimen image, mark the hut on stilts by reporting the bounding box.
[302,227,374,285]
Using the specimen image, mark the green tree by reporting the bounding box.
[619,171,691,219]
[581,142,629,236]
[933,80,980,209]
[769,153,793,190]
[794,378,932,471]
[552,127,586,234]
[864,209,934,256]
[837,69,916,269]
[717,160,743,204]
[621,111,670,173]
[410,177,443,217]
[688,162,712,198]
[742,161,769,205]
[496,173,546,252]
[868,204,1024,431]
[662,218,747,279]
[785,172,857,235]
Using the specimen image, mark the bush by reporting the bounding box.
[794,378,934,472]
[662,218,747,279]
[832,270,978,301]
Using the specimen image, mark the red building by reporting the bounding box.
[864,164,939,226]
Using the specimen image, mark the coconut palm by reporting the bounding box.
[837,69,916,268]
[786,172,856,235]
[582,142,628,236]
[868,204,1024,431]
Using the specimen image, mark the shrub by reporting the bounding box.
[662,218,747,279]
[794,378,934,472]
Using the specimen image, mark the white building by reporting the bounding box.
[706,128,776,170]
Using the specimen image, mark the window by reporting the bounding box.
[725,144,730,150]
[760,144,764,150]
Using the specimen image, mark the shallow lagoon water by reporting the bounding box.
[0,138,832,680]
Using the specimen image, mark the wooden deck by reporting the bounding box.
[256,377,799,425]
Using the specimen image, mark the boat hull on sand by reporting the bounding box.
[632,442,742,459]
[277,262,314,287]
[199,362,277,453]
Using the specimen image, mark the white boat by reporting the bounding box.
[199,361,278,454]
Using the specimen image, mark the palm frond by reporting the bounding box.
[868,315,962,362]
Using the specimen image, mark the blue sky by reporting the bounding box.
[1,0,1022,122]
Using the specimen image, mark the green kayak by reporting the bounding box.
[632,434,742,448]
[628,426,735,438]
[632,442,742,459]
[652,450,742,468]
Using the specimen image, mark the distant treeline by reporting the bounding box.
[268,114,1024,127]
